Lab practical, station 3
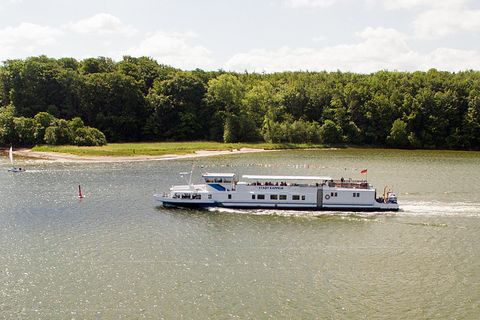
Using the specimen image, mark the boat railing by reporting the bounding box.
[246,179,369,189]
[328,180,369,189]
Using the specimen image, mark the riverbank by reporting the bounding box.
[13,147,276,163]
[7,142,325,163]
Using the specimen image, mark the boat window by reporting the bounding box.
[353,193,356,197]
[279,195,287,200]
[335,192,338,197]
[270,195,278,200]
[228,194,232,199]
[292,195,300,200]
[223,179,231,183]
[208,194,212,199]
[258,194,265,200]
[301,195,306,200]
[331,192,334,196]
[252,194,256,199]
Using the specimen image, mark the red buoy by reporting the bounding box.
[78,185,85,199]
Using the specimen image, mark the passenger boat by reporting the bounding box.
[154,172,399,212]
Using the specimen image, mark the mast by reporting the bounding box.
[9,146,13,164]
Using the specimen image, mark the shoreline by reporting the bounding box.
[11,147,277,163]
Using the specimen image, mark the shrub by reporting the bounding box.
[74,127,107,146]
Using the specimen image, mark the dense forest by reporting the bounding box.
[1,55,479,149]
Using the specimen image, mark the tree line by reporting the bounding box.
[0,106,106,146]
[1,55,479,149]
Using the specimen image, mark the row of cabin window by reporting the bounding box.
[205,178,232,183]
[329,192,361,197]
[251,194,306,200]
[175,194,202,199]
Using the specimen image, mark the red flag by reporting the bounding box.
[360,169,368,174]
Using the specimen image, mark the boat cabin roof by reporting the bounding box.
[202,173,236,178]
[242,175,332,181]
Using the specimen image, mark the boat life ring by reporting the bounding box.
[325,194,330,200]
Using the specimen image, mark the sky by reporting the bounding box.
[1,0,480,73]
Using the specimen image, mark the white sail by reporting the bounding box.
[9,146,13,164]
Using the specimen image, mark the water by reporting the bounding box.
[1,149,479,319]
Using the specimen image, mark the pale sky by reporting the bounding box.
[1,0,480,72]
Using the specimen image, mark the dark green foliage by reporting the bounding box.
[145,72,206,140]
[33,112,56,144]
[79,72,146,141]
[13,117,36,145]
[80,57,116,74]
[0,106,15,145]
[44,119,73,145]
[320,120,343,144]
[1,57,480,150]
[0,109,106,146]
[117,56,177,94]
[74,127,107,146]
[387,119,409,148]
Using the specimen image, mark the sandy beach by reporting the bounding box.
[11,147,275,163]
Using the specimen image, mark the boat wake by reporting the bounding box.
[394,200,480,217]
[206,207,392,219]
[207,201,480,218]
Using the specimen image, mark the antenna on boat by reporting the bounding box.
[179,163,195,187]
[189,162,195,186]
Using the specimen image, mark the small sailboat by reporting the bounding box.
[7,146,26,173]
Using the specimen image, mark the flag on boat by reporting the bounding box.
[360,169,368,174]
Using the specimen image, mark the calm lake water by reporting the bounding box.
[1,149,479,319]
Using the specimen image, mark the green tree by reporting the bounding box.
[33,112,57,143]
[79,72,146,141]
[74,127,107,146]
[13,117,36,145]
[320,120,343,144]
[0,105,15,145]
[205,74,245,140]
[145,72,206,140]
[387,119,409,148]
[68,117,85,131]
[462,89,480,149]
[80,57,115,74]
[44,119,73,145]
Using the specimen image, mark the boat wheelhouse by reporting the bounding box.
[155,172,399,211]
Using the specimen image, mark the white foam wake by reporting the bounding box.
[207,201,480,218]
[399,201,480,217]
[206,207,391,218]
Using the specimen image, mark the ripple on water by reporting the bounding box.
[1,150,480,318]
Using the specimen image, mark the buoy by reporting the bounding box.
[78,185,85,199]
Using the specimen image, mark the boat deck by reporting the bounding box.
[244,179,370,189]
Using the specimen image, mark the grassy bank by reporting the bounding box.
[31,142,326,157]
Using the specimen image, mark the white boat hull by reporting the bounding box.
[155,196,399,212]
